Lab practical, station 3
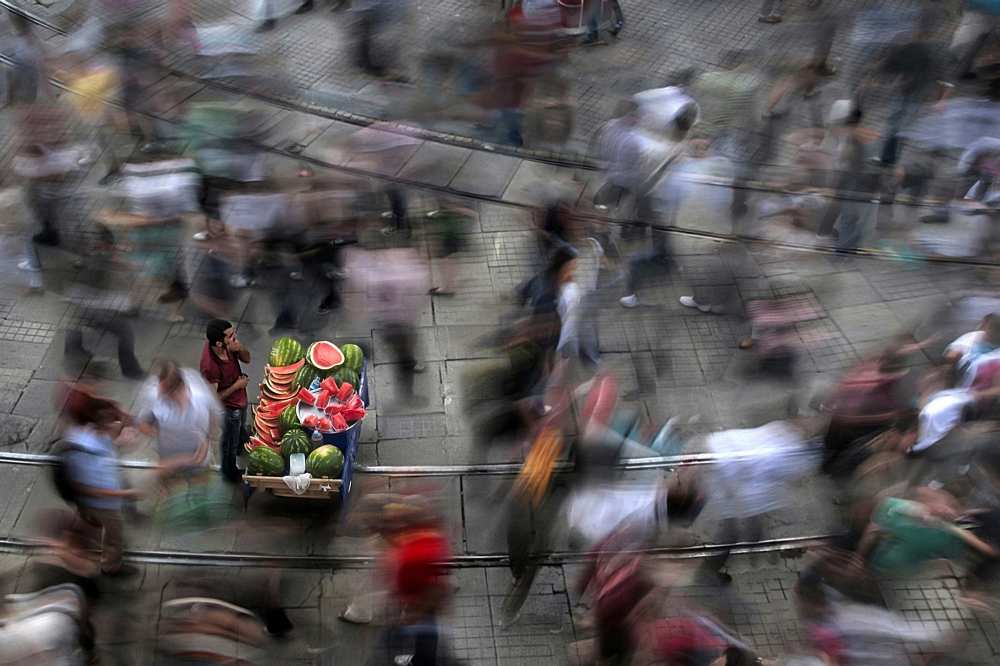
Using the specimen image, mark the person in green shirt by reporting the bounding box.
[859,489,996,576]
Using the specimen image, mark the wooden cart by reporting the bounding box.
[242,361,368,509]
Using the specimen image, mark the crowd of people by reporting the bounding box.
[4,0,1000,664]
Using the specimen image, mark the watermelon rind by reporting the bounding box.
[341,343,364,372]
[307,341,344,371]
[280,428,312,459]
[247,447,285,476]
[305,445,344,479]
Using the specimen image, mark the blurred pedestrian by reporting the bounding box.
[856,486,995,578]
[812,102,880,249]
[689,49,761,229]
[427,207,473,296]
[697,419,816,585]
[351,247,429,405]
[200,320,250,482]
[618,87,699,308]
[951,0,1000,80]
[63,224,145,380]
[135,361,222,485]
[59,391,141,576]
[353,0,406,78]
[6,11,47,109]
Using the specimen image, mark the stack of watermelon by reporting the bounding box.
[245,337,366,473]
[247,336,306,453]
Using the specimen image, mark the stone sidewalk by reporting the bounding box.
[1,551,997,664]
[5,0,968,159]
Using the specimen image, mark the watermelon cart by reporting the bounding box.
[242,337,368,507]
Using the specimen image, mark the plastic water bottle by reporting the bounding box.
[310,429,323,450]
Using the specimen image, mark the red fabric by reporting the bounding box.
[970,358,1000,392]
[389,529,451,602]
[646,617,727,662]
[199,343,246,409]
[827,360,901,417]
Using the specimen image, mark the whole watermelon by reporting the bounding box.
[306,445,344,479]
[294,363,321,391]
[341,343,364,373]
[269,336,304,367]
[280,428,311,459]
[332,366,359,390]
[247,446,284,476]
[279,403,300,433]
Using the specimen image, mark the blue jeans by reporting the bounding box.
[221,407,246,482]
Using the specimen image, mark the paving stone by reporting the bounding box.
[828,303,905,344]
[397,141,472,187]
[449,152,521,198]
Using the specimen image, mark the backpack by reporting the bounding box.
[50,440,86,506]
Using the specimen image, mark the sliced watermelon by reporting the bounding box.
[297,388,316,405]
[265,396,297,416]
[330,413,348,431]
[342,407,366,423]
[317,390,332,409]
[320,377,338,394]
[325,402,344,416]
[336,382,354,402]
[248,435,271,450]
[269,358,306,376]
[346,394,364,411]
[318,417,334,432]
[307,341,345,371]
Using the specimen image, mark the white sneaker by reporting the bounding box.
[192,231,211,241]
[17,259,40,272]
[679,295,712,313]
[619,294,639,308]
[229,274,252,288]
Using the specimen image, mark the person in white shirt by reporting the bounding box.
[135,361,222,483]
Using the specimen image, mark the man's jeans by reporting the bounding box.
[221,407,246,482]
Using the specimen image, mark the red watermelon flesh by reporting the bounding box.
[269,358,306,375]
[307,341,344,370]
[297,388,316,405]
[320,377,338,394]
[330,413,348,431]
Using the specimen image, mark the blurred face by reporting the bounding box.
[223,327,237,350]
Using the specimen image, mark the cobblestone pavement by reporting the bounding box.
[1,1,1000,663]
[3,0,972,156]
[0,552,997,664]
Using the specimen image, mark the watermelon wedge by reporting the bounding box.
[297,388,316,405]
[269,358,306,376]
[306,341,344,371]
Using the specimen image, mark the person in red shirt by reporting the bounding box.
[200,319,250,482]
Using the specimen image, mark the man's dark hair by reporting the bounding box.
[206,319,232,347]
[665,475,705,525]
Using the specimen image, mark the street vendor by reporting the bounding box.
[201,320,251,483]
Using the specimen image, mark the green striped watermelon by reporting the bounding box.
[279,403,300,433]
[332,366,359,390]
[269,337,304,368]
[341,343,364,372]
[305,445,344,479]
[280,428,311,459]
[294,363,322,391]
[247,447,284,476]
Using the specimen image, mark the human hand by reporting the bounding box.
[233,376,249,390]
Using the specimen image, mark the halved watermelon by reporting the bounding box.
[306,341,344,371]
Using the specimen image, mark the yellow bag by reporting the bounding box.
[67,67,117,121]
